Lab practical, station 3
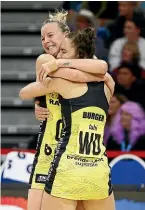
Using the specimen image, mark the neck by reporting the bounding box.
[108,115,115,125]
[127,36,139,43]
[125,11,133,20]
[123,83,132,89]
[124,126,130,131]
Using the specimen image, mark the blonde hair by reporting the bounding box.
[42,10,70,33]
[49,10,68,22]
[122,42,140,63]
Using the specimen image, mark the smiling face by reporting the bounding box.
[122,46,134,62]
[57,37,77,59]
[41,22,66,57]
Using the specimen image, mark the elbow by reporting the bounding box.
[99,60,108,74]
[19,89,30,100]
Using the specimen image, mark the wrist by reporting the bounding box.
[56,59,73,68]
[46,60,58,72]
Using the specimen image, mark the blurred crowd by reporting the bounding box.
[66,1,145,152]
[29,1,145,152]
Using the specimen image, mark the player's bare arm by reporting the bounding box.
[37,54,108,82]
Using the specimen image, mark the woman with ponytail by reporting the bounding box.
[24,10,114,210]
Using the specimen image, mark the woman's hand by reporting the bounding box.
[35,100,50,121]
[41,77,52,88]
[104,73,115,96]
[37,60,58,82]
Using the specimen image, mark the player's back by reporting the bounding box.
[45,82,112,200]
[59,81,109,159]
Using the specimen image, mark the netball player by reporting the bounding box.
[20,28,115,210]
[22,11,114,210]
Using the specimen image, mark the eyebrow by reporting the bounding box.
[47,32,54,35]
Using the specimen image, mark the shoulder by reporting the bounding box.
[36,54,55,64]
[138,37,145,45]
[110,37,126,49]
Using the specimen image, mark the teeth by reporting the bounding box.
[47,46,54,50]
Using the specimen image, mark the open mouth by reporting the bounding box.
[46,45,55,51]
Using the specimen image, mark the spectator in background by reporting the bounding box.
[108,18,145,72]
[107,1,145,47]
[75,9,108,59]
[76,9,97,30]
[115,62,145,110]
[104,93,128,146]
[81,1,118,19]
[121,42,139,65]
[106,101,145,151]
[113,42,145,78]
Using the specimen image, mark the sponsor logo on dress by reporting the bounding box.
[49,93,58,99]
[83,112,104,121]
[35,174,48,183]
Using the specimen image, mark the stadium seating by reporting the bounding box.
[1,1,63,10]
[1,58,36,80]
[2,34,43,56]
[2,12,49,32]
[1,1,63,149]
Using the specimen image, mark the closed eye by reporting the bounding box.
[61,49,67,54]
[47,33,54,38]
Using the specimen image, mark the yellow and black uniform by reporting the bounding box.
[45,82,112,200]
[29,93,61,190]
